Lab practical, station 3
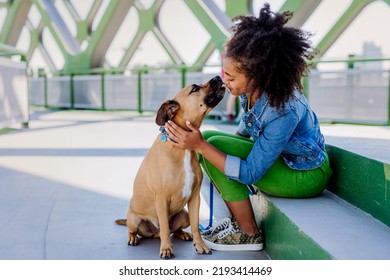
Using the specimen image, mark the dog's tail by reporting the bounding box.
[115,219,127,226]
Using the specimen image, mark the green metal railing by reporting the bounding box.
[33,63,220,112]
[0,43,27,62]
[307,57,390,125]
[29,57,390,125]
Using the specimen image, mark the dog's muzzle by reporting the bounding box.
[204,76,225,108]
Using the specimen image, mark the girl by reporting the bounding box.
[165,3,332,251]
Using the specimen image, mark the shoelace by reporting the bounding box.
[212,218,231,232]
[216,223,240,239]
[203,217,231,235]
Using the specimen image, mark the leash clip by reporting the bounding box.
[159,126,168,142]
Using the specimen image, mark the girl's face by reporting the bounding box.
[222,57,253,96]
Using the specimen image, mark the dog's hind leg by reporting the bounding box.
[171,209,193,241]
[126,210,143,246]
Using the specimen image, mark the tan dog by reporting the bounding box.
[116,76,225,259]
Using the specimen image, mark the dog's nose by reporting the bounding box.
[204,76,225,107]
[210,76,223,89]
[212,76,222,83]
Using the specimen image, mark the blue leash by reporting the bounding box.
[199,181,214,231]
[198,182,255,231]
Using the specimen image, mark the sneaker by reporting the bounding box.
[201,217,234,238]
[202,222,263,251]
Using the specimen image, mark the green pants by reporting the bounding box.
[199,130,332,201]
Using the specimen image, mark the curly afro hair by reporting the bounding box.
[225,3,315,109]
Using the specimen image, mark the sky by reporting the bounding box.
[3,0,389,71]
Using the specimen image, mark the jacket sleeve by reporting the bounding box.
[224,110,299,185]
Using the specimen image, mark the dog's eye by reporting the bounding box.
[190,84,201,93]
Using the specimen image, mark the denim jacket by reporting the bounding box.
[224,89,327,185]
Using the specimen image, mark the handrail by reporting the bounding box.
[0,43,27,62]
[50,63,221,76]
[31,57,390,77]
[28,57,390,125]
[312,57,390,65]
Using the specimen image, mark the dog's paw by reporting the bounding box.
[127,234,140,246]
[174,229,193,241]
[194,240,212,255]
[160,248,175,259]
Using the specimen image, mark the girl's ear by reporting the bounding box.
[155,100,180,126]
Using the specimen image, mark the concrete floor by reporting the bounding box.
[0,109,269,260]
[1,108,389,260]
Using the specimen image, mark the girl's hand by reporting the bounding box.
[165,120,203,151]
[166,120,227,173]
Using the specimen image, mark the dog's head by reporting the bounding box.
[155,76,225,129]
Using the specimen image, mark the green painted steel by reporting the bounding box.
[137,69,144,113]
[388,69,390,125]
[86,0,135,69]
[0,0,31,45]
[0,42,26,61]
[279,0,322,28]
[0,128,16,135]
[43,74,48,108]
[0,0,389,73]
[101,73,105,111]
[31,0,72,62]
[225,0,250,17]
[315,0,375,57]
[70,74,75,109]
[326,145,390,228]
[255,142,390,259]
[302,76,308,99]
[31,57,389,126]
[183,0,230,53]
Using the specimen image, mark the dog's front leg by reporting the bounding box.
[188,192,212,255]
[155,196,175,259]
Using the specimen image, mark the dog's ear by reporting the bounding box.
[155,100,180,125]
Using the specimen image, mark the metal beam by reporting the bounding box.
[0,0,32,45]
[120,0,183,67]
[63,0,81,22]
[2,0,387,74]
[199,0,232,34]
[226,0,250,17]
[280,0,323,28]
[315,0,376,58]
[31,0,73,59]
[147,0,183,65]
[153,27,184,65]
[118,31,147,69]
[194,40,217,66]
[183,0,231,62]
[39,0,80,54]
[86,0,134,68]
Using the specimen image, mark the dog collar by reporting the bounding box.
[159,126,168,142]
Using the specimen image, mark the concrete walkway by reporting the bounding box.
[0,109,266,260]
[0,108,389,260]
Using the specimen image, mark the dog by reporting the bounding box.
[116,76,225,259]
